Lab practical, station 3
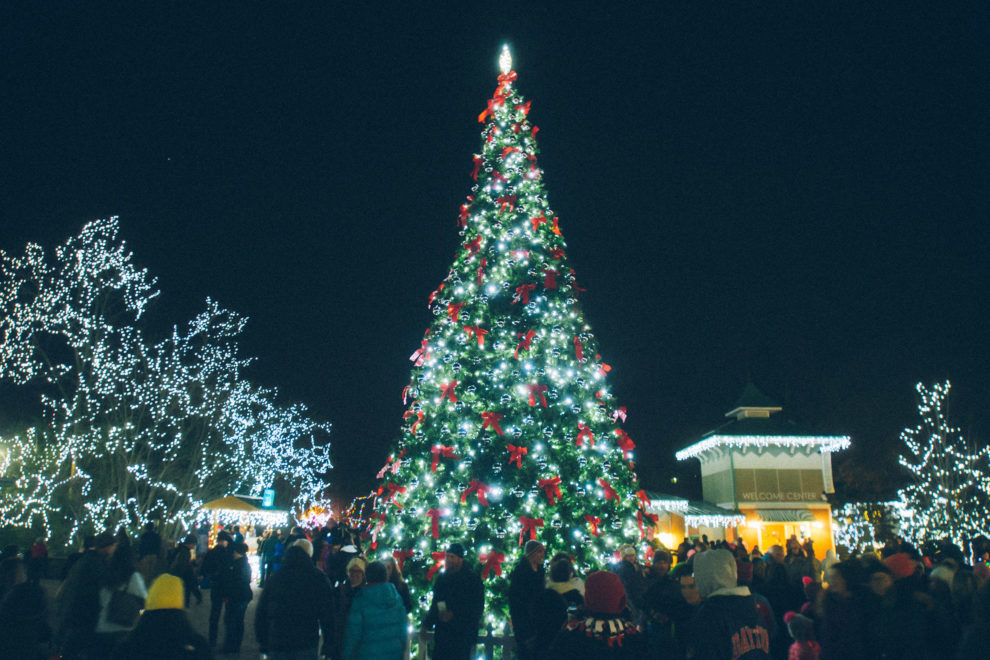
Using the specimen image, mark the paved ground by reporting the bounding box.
[43,578,265,659]
[187,584,264,658]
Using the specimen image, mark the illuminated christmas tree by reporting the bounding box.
[370,47,651,629]
[897,381,990,548]
[0,218,332,543]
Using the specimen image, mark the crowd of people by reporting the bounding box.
[2,521,990,659]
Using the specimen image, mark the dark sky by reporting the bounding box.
[2,3,988,504]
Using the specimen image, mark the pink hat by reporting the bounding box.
[884,553,917,580]
[584,571,627,615]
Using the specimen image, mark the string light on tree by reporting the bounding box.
[897,381,990,549]
[368,46,651,629]
[0,218,333,544]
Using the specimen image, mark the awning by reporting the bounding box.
[755,509,816,523]
[200,495,259,512]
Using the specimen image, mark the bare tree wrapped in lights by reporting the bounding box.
[370,47,650,629]
[897,381,990,549]
[0,217,332,543]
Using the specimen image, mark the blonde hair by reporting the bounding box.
[346,556,367,573]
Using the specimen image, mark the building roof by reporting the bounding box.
[676,385,850,461]
[645,492,747,528]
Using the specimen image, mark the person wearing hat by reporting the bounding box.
[56,530,118,659]
[421,542,484,660]
[613,544,646,626]
[219,541,253,654]
[509,540,547,659]
[168,534,202,607]
[201,530,233,647]
[110,573,211,659]
[547,570,647,658]
[255,543,336,659]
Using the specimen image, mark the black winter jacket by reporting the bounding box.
[254,552,336,653]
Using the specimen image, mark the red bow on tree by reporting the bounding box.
[403,410,424,434]
[410,339,430,366]
[479,551,506,579]
[635,489,651,509]
[576,423,594,448]
[471,156,482,181]
[465,236,482,256]
[616,429,635,455]
[506,443,528,468]
[538,476,563,505]
[514,330,536,358]
[498,70,518,84]
[532,126,540,139]
[430,445,458,472]
[480,411,504,435]
[543,268,558,289]
[401,385,411,405]
[501,146,518,159]
[597,361,612,378]
[376,455,401,480]
[528,164,541,180]
[461,479,490,506]
[440,380,459,403]
[568,268,586,292]
[518,516,544,546]
[527,384,548,407]
[370,513,386,547]
[458,196,474,227]
[612,407,628,423]
[550,247,565,260]
[643,511,659,540]
[428,285,444,307]
[384,482,406,509]
[512,283,536,305]
[491,170,507,185]
[392,549,414,573]
[636,510,648,542]
[530,215,547,232]
[426,508,441,539]
[551,216,561,236]
[463,325,488,346]
[427,551,447,580]
[447,302,466,322]
[496,195,517,214]
[515,100,532,116]
[478,97,502,123]
[476,258,487,286]
[599,478,618,502]
[584,514,602,537]
[573,336,584,362]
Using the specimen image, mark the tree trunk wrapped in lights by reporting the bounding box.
[370,46,650,629]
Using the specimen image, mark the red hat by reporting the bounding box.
[584,570,627,615]
[884,552,917,580]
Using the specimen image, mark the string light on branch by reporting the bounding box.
[0,217,333,544]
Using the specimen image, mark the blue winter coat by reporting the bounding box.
[342,582,408,660]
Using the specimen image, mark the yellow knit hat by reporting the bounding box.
[145,574,184,611]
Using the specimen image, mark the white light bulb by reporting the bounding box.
[499,45,512,75]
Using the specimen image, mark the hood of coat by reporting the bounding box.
[356,581,401,609]
[694,549,744,599]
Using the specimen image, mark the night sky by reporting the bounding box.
[2,4,988,504]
